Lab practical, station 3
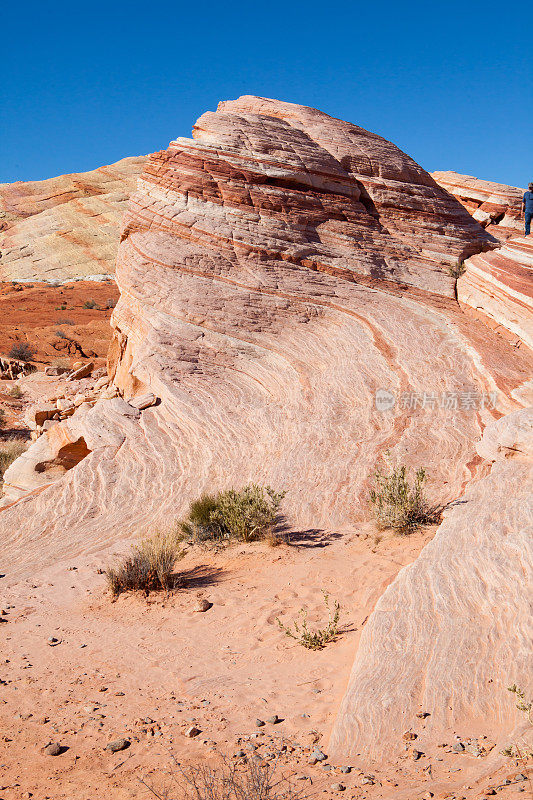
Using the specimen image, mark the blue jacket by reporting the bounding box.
[523,191,533,213]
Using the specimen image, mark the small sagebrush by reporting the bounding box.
[501,685,533,765]
[448,261,466,279]
[105,530,184,597]
[8,385,23,399]
[181,484,285,544]
[369,452,435,533]
[0,409,6,429]
[83,299,98,309]
[8,342,36,362]
[0,439,27,482]
[277,591,341,650]
[140,750,308,800]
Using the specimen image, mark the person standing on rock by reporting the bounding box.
[523,182,533,235]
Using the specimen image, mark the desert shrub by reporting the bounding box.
[56,318,75,326]
[55,303,68,311]
[8,385,23,399]
[8,342,36,362]
[369,452,435,533]
[448,261,466,279]
[0,439,26,481]
[140,751,308,800]
[105,530,184,598]
[501,685,533,767]
[55,329,67,339]
[277,590,340,650]
[83,299,98,309]
[0,409,6,429]
[181,484,285,544]
[106,297,117,309]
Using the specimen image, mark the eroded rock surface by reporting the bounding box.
[330,408,533,763]
[432,171,533,349]
[0,156,148,282]
[0,99,532,769]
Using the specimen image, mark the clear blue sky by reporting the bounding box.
[2,0,532,187]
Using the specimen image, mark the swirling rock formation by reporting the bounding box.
[0,156,148,282]
[330,407,533,762]
[1,98,532,765]
[432,171,533,350]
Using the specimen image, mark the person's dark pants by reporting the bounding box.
[526,211,533,236]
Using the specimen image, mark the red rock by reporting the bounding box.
[433,172,533,350]
[0,157,149,282]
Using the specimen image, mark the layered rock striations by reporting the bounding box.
[0,156,149,282]
[432,170,524,239]
[432,171,533,350]
[1,98,532,762]
[330,407,533,762]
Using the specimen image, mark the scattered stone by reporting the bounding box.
[466,742,482,756]
[361,775,375,785]
[115,691,125,696]
[193,599,212,613]
[105,738,130,752]
[67,362,94,381]
[47,637,61,647]
[452,742,465,753]
[128,392,157,410]
[416,711,431,718]
[185,726,201,738]
[403,730,417,740]
[411,749,424,760]
[340,766,351,774]
[330,784,345,792]
[266,714,280,724]
[43,742,62,756]
[255,719,265,727]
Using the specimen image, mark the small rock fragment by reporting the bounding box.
[340,766,351,774]
[128,392,157,410]
[185,725,201,738]
[43,742,62,756]
[411,748,424,760]
[267,714,280,724]
[255,719,265,727]
[331,784,345,792]
[105,738,130,752]
[193,599,212,613]
[452,742,465,753]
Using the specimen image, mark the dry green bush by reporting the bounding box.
[0,409,6,429]
[105,529,184,597]
[140,751,309,800]
[83,299,98,309]
[448,261,466,279]
[501,685,533,770]
[0,439,27,482]
[277,590,341,650]
[181,484,285,544]
[369,452,437,533]
[8,385,23,399]
[8,342,36,362]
